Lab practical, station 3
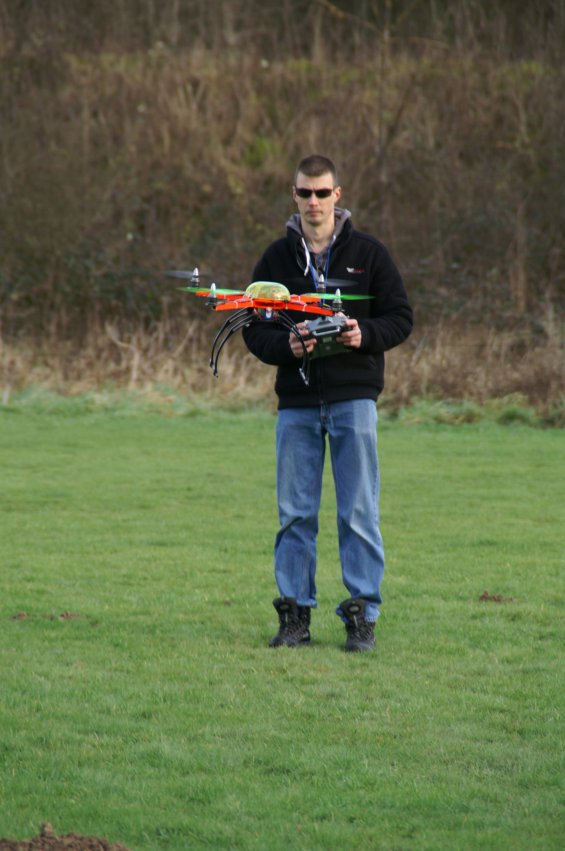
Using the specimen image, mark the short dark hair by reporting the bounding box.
[294,155,338,186]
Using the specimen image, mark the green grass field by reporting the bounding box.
[1,399,563,850]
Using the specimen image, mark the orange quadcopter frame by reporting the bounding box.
[167,270,362,385]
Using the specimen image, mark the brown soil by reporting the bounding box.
[0,824,130,851]
[479,591,516,603]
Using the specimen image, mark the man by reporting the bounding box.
[243,155,412,652]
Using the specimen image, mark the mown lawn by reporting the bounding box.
[0,402,563,850]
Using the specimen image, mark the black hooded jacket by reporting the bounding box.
[242,215,413,409]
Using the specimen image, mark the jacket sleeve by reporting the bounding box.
[358,245,413,353]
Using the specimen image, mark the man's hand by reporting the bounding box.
[289,322,317,358]
[336,317,363,349]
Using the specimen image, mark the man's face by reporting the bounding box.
[292,171,341,230]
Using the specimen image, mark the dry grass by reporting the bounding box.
[385,315,564,411]
[0,317,275,409]
[2,318,563,421]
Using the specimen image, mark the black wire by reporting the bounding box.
[210,311,254,376]
[208,308,312,386]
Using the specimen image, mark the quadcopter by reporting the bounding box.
[166,267,369,385]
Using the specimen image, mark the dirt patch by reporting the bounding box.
[0,824,130,851]
[479,591,516,603]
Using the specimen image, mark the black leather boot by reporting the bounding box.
[338,598,376,652]
[269,596,311,647]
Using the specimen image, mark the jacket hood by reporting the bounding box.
[286,206,352,239]
[286,207,352,276]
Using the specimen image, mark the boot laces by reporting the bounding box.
[346,607,373,640]
[278,604,309,640]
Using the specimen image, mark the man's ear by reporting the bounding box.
[334,186,342,203]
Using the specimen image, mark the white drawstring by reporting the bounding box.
[301,237,311,276]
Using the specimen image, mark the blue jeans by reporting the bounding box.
[274,399,384,623]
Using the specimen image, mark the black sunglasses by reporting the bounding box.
[294,187,334,199]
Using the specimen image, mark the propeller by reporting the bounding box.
[303,288,372,313]
[179,285,246,295]
[166,268,246,296]
[318,278,364,289]
[303,292,372,301]
[164,267,215,281]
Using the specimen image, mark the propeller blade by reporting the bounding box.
[164,269,214,281]
[165,269,199,280]
[179,286,246,295]
[303,292,373,301]
[321,278,364,289]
